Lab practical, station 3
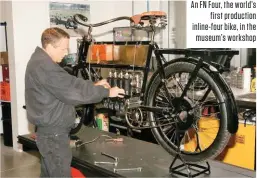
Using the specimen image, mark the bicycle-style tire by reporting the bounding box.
[146,61,231,163]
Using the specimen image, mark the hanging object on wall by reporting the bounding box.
[49,2,90,37]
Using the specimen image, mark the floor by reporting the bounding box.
[1,135,41,177]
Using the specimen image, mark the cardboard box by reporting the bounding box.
[0,52,8,65]
[0,81,10,101]
[2,64,9,82]
[216,121,256,170]
[184,118,256,170]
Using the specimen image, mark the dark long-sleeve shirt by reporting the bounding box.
[25,47,109,134]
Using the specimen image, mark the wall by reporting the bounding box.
[231,48,248,68]
[0,1,6,22]
[172,1,245,68]
[174,1,186,49]
[0,1,5,134]
[69,1,133,53]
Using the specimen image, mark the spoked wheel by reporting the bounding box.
[70,107,84,135]
[146,61,231,163]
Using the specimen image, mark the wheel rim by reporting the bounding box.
[150,70,226,156]
[70,108,83,134]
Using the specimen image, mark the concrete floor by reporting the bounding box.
[1,135,41,177]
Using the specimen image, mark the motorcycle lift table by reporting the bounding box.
[18,126,255,177]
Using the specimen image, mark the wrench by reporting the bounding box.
[114,167,142,173]
[105,138,123,142]
[94,161,118,167]
[101,152,119,162]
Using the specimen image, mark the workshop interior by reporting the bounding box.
[0,1,256,177]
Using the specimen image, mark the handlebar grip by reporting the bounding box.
[74,14,88,22]
[73,14,132,28]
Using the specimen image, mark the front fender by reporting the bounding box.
[83,104,95,126]
[145,57,238,134]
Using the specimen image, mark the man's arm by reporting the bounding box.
[35,64,109,106]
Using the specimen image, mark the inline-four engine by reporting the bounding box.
[102,70,143,113]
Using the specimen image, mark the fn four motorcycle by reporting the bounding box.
[63,11,239,163]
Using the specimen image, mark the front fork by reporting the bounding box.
[74,38,101,81]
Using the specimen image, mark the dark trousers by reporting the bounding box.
[35,133,72,178]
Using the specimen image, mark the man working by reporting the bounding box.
[25,27,125,177]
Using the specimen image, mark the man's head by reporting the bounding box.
[41,27,70,63]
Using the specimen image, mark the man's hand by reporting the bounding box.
[94,79,111,89]
[109,86,125,98]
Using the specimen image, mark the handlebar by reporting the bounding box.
[73,12,167,41]
[73,14,134,28]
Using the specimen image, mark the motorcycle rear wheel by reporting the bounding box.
[146,61,231,163]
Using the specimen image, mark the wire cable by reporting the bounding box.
[76,134,113,147]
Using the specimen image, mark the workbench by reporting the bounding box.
[18,126,256,177]
[233,88,256,110]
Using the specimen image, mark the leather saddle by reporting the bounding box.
[131,11,167,27]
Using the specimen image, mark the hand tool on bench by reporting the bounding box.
[94,161,118,167]
[105,137,124,142]
[113,167,142,173]
[101,152,119,162]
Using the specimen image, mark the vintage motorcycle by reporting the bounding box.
[63,11,239,163]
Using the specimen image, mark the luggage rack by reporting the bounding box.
[158,48,239,56]
[84,63,145,70]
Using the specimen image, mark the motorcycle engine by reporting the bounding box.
[101,70,144,114]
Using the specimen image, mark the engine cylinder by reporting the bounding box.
[113,71,118,87]
[107,71,114,87]
[102,70,143,112]
[124,72,132,96]
[118,71,124,89]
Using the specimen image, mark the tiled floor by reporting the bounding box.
[1,135,41,177]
